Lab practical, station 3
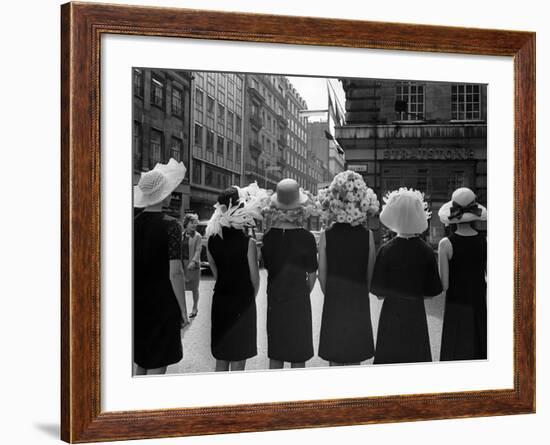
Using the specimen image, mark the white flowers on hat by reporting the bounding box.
[317,170,379,227]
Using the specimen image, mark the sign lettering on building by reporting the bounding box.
[382,148,475,161]
[347,164,368,172]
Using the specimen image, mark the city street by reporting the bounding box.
[168,269,445,374]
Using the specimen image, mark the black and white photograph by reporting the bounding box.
[132,69,488,376]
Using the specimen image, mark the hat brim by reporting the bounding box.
[438,201,487,225]
[133,159,186,208]
[270,190,309,210]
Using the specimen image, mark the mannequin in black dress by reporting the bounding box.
[133,159,189,375]
[438,187,487,361]
[206,186,262,372]
[262,179,318,369]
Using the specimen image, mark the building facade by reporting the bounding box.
[132,68,193,216]
[243,74,286,191]
[190,72,245,219]
[335,79,487,246]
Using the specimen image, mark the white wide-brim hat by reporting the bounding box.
[270,178,309,210]
[438,187,487,225]
[380,189,429,234]
[134,158,186,208]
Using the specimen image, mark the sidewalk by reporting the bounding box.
[167,270,445,374]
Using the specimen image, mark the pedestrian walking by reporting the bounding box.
[438,187,488,361]
[316,171,379,366]
[181,213,202,319]
[261,179,318,369]
[205,183,267,371]
[133,158,189,375]
[371,188,443,365]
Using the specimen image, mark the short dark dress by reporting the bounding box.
[440,233,487,361]
[134,212,183,369]
[371,237,443,365]
[319,223,375,363]
[261,228,318,363]
[208,227,257,361]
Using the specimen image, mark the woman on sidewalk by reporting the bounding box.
[181,213,202,319]
[316,171,379,366]
[438,187,487,361]
[206,183,267,372]
[371,188,442,365]
[261,179,319,369]
[133,159,189,375]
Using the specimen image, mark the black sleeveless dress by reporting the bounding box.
[261,228,318,363]
[371,237,443,365]
[134,212,183,369]
[319,223,375,363]
[208,227,257,361]
[440,233,487,361]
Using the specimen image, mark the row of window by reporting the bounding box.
[133,69,187,119]
[396,82,482,121]
[195,72,243,114]
[195,88,243,138]
[133,121,187,169]
[194,123,242,162]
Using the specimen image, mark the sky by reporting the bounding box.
[286,76,346,115]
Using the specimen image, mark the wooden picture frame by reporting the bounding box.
[61,2,535,442]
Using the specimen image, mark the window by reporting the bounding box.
[194,124,203,147]
[396,82,424,121]
[133,69,143,97]
[133,121,142,170]
[235,115,242,136]
[170,137,182,161]
[452,84,481,120]
[218,104,225,126]
[227,141,233,160]
[151,77,165,108]
[217,135,224,156]
[207,95,215,115]
[171,87,183,117]
[192,160,202,184]
[235,144,242,164]
[227,111,234,133]
[206,130,214,152]
[150,129,163,166]
[195,88,204,121]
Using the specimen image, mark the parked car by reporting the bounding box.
[195,220,211,272]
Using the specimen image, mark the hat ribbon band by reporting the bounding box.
[449,201,482,219]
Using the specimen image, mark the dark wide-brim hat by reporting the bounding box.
[438,187,487,225]
[270,178,309,210]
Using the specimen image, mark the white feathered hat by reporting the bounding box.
[205,182,269,238]
[380,188,431,234]
[134,158,186,208]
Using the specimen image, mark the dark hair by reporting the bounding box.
[217,186,240,208]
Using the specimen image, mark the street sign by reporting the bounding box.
[347,164,368,172]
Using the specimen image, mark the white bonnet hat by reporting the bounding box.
[380,188,430,234]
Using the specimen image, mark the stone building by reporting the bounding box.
[336,78,487,246]
[190,72,245,219]
[132,68,193,216]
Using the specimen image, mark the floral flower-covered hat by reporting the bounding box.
[262,179,320,227]
[380,187,431,234]
[317,170,379,227]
